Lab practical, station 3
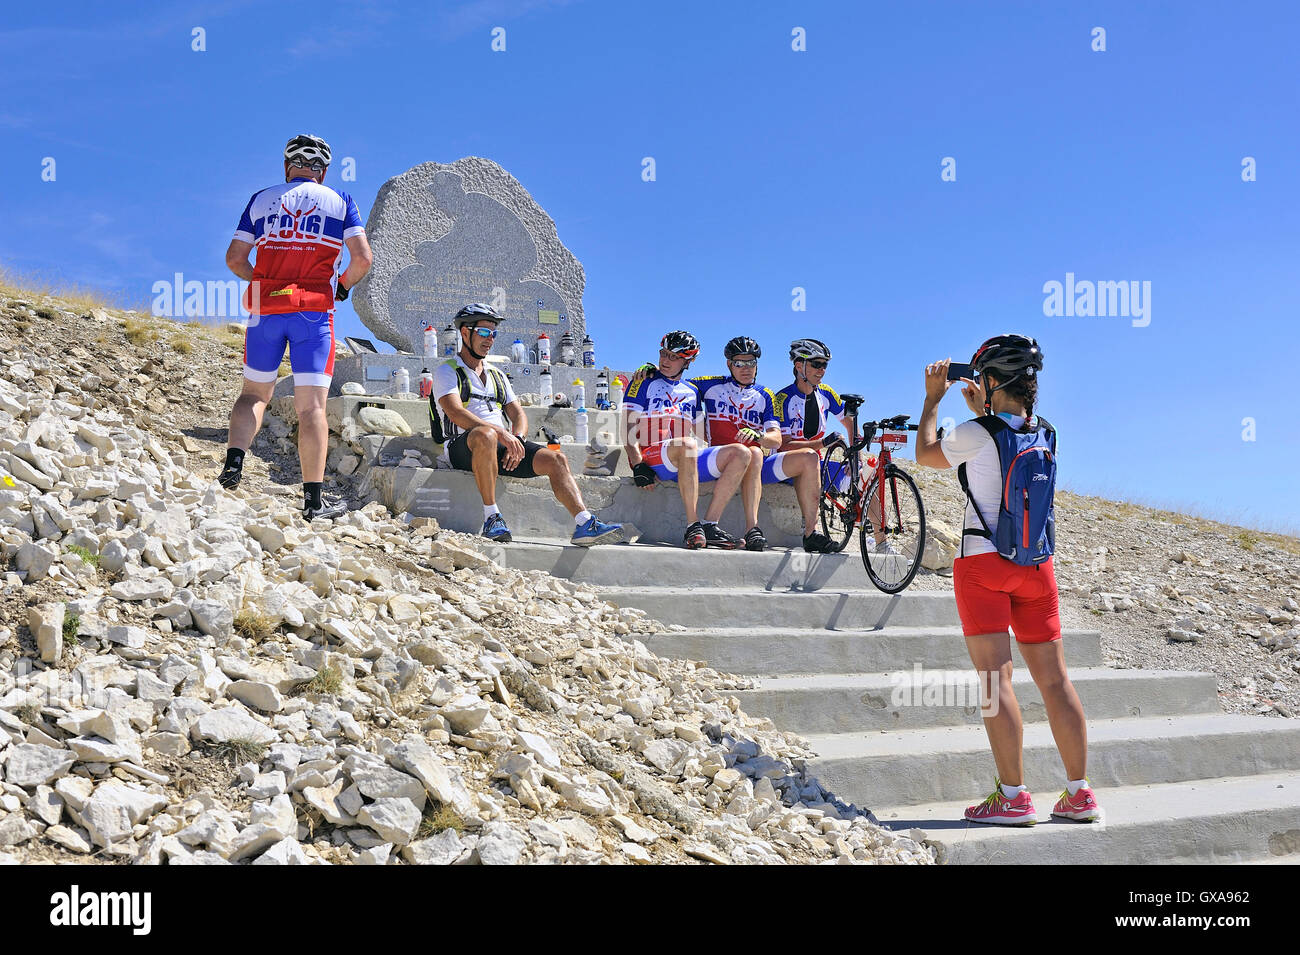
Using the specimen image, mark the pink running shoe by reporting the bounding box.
[1051,783,1101,822]
[964,779,1037,826]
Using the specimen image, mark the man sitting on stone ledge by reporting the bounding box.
[623,331,753,550]
[433,303,625,546]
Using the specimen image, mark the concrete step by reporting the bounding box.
[493,539,886,591]
[735,668,1221,734]
[805,713,1300,808]
[643,626,1103,674]
[603,586,961,630]
[874,772,1300,865]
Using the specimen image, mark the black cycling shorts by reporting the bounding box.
[446,429,544,479]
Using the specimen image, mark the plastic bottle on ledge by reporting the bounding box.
[559,332,575,366]
[423,324,436,358]
[572,378,585,409]
[610,374,624,412]
[510,338,527,364]
[582,335,595,367]
[440,323,457,358]
[391,367,410,397]
[537,333,551,364]
[539,366,553,402]
[575,407,589,445]
[419,367,433,399]
[595,371,609,409]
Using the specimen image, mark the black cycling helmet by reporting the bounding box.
[789,338,832,362]
[971,333,1043,414]
[284,134,332,168]
[724,336,761,360]
[970,333,1043,385]
[454,302,503,329]
[660,330,700,361]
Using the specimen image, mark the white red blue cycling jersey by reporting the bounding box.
[622,369,700,467]
[772,382,847,443]
[690,375,779,446]
[233,178,364,315]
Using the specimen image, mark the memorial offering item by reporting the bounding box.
[559,332,575,366]
[537,332,551,363]
[572,378,585,409]
[576,408,589,445]
[510,338,527,363]
[439,323,457,358]
[423,324,436,358]
[610,375,624,410]
[582,335,595,367]
[540,366,553,402]
[353,157,586,353]
[595,371,609,409]
[391,367,410,396]
[419,368,433,399]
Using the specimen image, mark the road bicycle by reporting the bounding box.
[817,394,927,593]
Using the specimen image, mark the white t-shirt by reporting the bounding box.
[432,361,517,449]
[940,415,1049,558]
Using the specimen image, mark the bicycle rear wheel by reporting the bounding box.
[818,443,856,553]
[859,464,926,593]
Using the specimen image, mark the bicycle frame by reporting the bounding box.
[834,406,916,535]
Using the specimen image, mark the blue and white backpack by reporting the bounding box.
[957,415,1057,566]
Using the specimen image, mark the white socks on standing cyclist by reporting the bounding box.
[1067,779,1089,796]
[1000,782,1027,799]
[575,510,592,526]
[484,504,500,520]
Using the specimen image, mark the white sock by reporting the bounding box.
[702,520,717,526]
[1067,778,1088,796]
[575,509,592,526]
[1000,782,1027,799]
[484,504,500,519]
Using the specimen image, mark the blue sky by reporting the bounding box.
[2,1,1298,530]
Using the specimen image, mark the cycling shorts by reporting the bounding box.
[647,443,725,484]
[243,310,335,388]
[446,430,543,479]
[953,553,1062,644]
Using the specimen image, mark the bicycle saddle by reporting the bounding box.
[841,394,865,412]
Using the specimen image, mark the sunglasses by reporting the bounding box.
[729,358,758,368]
[472,327,497,339]
[806,359,829,369]
[290,160,327,172]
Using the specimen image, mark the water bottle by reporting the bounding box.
[539,366,553,402]
[423,324,436,358]
[537,333,551,364]
[419,367,433,399]
[440,323,457,358]
[396,367,411,396]
[582,335,595,367]
[510,338,527,364]
[572,378,585,410]
[575,407,589,445]
[595,371,609,409]
[610,375,624,411]
[559,332,575,366]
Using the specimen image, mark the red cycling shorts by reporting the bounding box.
[952,553,1061,644]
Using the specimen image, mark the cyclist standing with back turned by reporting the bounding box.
[219,134,372,520]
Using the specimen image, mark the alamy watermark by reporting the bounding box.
[1042,272,1150,327]
[151,273,252,319]
[889,664,1000,717]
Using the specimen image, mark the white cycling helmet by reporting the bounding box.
[284,134,332,169]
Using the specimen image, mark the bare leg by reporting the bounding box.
[666,438,700,524]
[782,449,822,536]
[1019,640,1088,781]
[293,385,330,483]
[227,378,275,452]
[741,447,763,530]
[964,632,1024,787]
[531,448,584,517]
[702,444,750,524]
[467,426,500,506]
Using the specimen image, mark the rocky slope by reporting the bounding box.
[0,293,931,865]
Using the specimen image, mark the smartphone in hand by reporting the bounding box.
[946,361,976,382]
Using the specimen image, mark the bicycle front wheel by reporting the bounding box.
[818,443,856,553]
[859,465,926,593]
